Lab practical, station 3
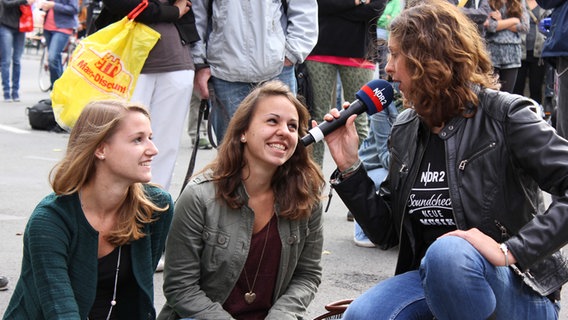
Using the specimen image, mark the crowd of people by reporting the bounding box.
[1,0,568,318]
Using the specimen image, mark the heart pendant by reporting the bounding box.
[244,292,256,304]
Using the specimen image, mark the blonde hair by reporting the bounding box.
[50,100,168,245]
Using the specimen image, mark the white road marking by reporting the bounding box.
[0,214,27,221]
[0,125,30,134]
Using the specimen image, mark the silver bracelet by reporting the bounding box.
[340,159,362,179]
[499,243,509,267]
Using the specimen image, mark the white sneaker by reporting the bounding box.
[354,221,376,248]
[354,237,377,248]
[155,256,165,273]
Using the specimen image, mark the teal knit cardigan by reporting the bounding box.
[3,185,173,320]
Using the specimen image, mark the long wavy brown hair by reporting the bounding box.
[488,0,523,19]
[200,80,325,220]
[50,100,168,246]
[389,0,499,127]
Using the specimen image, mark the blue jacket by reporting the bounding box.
[537,0,568,59]
[45,0,79,30]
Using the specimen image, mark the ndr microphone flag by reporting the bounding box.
[301,79,394,146]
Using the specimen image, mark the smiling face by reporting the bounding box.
[96,111,158,185]
[385,37,412,95]
[241,95,299,170]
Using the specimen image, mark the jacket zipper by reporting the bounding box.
[494,219,510,241]
[458,142,496,171]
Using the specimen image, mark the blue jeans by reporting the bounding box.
[42,30,70,87]
[343,236,559,320]
[210,65,296,144]
[0,25,26,99]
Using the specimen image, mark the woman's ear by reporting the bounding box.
[95,144,106,160]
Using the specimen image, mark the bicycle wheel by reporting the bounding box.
[62,32,79,70]
[38,46,51,92]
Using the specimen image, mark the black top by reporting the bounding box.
[309,0,386,59]
[89,245,140,320]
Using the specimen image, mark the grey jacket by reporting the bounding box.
[158,173,324,320]
[190,0,318,82]
[333,88,568,298]
[520,6,552,59]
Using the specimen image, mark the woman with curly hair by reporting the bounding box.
[159,80,326,320]
[4,100,173,319]
[484,0,529,92]
[322,0,568,318]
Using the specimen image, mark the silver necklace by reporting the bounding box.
[106,246,121,320]
[80,192,121,320]
[86,246,121,320]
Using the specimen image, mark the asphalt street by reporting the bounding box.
[0,51,566,319]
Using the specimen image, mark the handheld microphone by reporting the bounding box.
[301,79,394,146]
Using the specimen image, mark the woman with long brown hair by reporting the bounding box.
[159,80,325,320]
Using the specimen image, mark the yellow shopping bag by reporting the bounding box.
[51,0,160,131]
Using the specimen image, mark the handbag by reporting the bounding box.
[26,99,64,132]
[51,0,160,131]
[19,5,34,33]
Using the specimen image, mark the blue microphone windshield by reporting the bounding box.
[355,79,394,115]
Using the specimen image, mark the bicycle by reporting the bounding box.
[38,31,80,92]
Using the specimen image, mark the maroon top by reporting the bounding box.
[223,215,282,319]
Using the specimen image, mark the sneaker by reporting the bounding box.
[12,93,20,102]
[155,256,165,273]
[354,221,376,248]
[198,138,212,150]
[354,236,377,248]
[0,276,8,291]
[3,93,10,102]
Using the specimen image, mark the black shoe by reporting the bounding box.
[347,211,354,221]
[198,138,212,150]
[0,276,8,291]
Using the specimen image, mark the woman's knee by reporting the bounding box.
[343,271,431,320]
[420,236,484,281]
[420,236,481,278]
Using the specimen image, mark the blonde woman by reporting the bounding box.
[4,100,173,319]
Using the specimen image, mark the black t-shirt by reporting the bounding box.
[89,245,139,320]
[407,133,457,261]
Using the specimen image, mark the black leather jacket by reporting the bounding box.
[333,88,568,298]
[94,0,199,45]
[0,0,29,30]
